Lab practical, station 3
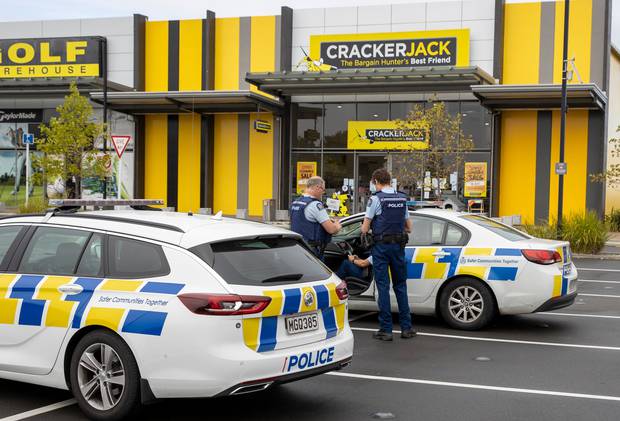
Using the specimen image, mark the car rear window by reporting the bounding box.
[461,215,530,241]
[191,237,331,286]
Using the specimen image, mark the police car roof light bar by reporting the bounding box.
[48,199,164,207]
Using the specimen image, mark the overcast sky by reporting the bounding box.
[1,0,618,46]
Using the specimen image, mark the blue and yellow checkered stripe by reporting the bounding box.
[242,283,346,352]
[404,247,521,282]
[552,245,571,297]
[0,274,184,336]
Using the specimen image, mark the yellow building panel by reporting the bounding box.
[502,2,541,84]
[145,115,168,206]
[499,111,538,224]
[250,15,276,93]
[214,114,238,214]
[145,21,169,91]
[215,18,240,90]
[248,113,274,216]
[85,307,125,332]
[548,111,589,220]
[553,0,592,84]
[179,19,203,91]
[177,114,202,212]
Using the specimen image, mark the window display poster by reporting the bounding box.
[296,161,317,194]
[464,162,487,198]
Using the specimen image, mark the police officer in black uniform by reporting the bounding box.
[291,176,342,259]
[361,168,415,341]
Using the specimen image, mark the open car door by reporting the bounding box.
[324,216,374,297]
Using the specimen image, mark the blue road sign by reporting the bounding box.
[22,133,34,144]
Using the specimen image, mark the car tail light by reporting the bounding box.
[521,249,562,265]
[178,293,271,315]
[335,281,349,300]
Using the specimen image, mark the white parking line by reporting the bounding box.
[576,267,620,273]
[350,327,620,351]
[348,311,377,322]
[579,293,620,298]
[0,399,76,421]
[545,312,620,320]
[579,279,620,284]
[327,372,620,403]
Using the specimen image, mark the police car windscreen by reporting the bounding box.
[460,215,530,241]
[191,237,332,286]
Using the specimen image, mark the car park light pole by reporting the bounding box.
[557,0,570,234]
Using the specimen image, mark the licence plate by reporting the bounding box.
[286,312,319,335]
[563,264,571,277]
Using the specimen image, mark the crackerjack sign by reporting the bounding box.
[111,135,131,159]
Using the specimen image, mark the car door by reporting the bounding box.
[401,214,469,304]
[0,225,97,375]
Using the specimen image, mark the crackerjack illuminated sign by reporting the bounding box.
[310,29,469,70]
[0,37,103,79]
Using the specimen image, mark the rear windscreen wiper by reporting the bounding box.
[261,273,304,283]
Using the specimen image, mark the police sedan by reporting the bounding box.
[325,209,577,330]
[0,200,352,420]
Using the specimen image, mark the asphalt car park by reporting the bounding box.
[1,257,619,421]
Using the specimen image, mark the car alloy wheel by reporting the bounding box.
[448,286,483,323]
[77,343,126,411]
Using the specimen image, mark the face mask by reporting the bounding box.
[369,182,377,193]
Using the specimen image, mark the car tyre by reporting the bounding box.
[69,330,141,421]
[439,277,496,330]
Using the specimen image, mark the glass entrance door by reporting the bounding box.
[354,154,387,213]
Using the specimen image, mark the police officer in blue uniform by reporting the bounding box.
[291,176,342,259]
[361,168,415,341]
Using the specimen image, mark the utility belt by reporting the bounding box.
[372,232,408,247]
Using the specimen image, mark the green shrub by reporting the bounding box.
[18,197,49,214]
[519,212,607,254]
[606,208,620,232]
[521,218,558,240]
[561,211,608,254]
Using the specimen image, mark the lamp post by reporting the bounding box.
[102,38,108,199]
[557,0,570,235]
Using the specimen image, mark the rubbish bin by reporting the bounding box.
[263,199,276,222]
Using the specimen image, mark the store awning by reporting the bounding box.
[0,77,131,98]
[245,66,496,96]
[89,90,284,114]
[472,84,607,111]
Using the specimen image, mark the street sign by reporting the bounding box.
[22,133,34,144]
[555,162,567,175]
[111,135,131,159]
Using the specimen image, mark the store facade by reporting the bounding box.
[0,0,615,223]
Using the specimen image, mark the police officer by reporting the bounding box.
[290,176,342,259]
[361,168,415,341]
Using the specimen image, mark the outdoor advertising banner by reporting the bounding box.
[309,29,469,70]
[347,121,429,150]
[296,161,317,194]
[0,37,103,78]
[464,162,487,198]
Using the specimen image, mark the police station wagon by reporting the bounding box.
[0,200,353,420]
[325,209,577,330]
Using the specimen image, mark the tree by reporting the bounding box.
[392,101,474,199]
[33,82,108,199]
[591,125,620,187]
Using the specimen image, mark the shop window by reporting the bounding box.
[294,103,323,149]
[291,152,322,199]
[324,103,356,149]
[323,153,354,216]
[461,102,492,150]
[390,102,425,120]
[357,103,389,121]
